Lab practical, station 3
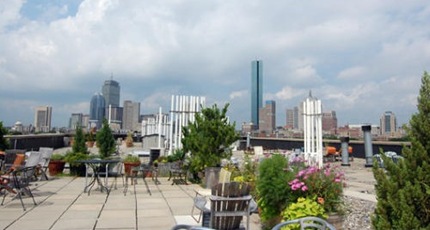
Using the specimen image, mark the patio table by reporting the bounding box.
[78,159,121,195]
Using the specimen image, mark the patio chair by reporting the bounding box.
[168,161,188,185]
[99,159,124,190]
[208,182,252,230]
[38,147,53,180]
[192,168,232,222]
[2,149,25,172]
[0,166,38,211]
[271,216,336,230]
[24,151,42,181]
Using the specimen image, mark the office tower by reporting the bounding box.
[259,100,276,134]
[380,111,397,135]
[89,92,106,129]
[34,106,52,132]
[102,79,120,107]
[251,60,263,128]
[123,100,140,131]
[322,110,338,134]
[286,106,300,129]
[69,113,83,130]
[82,114,90,129]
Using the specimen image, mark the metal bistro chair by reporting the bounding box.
[271,216,336,230]
[38,147,54,180]
[1,166,38,211]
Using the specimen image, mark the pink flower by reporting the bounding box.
[301,185,308,191]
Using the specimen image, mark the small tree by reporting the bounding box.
[72,125,88,154]
[372,71,430,229]
[96,119,116,159]
[182,103,240,173]
[0,121,10,151]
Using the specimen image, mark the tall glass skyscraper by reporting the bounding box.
[251,60,263,128]
[89,93,106,129]
[102,79,120,107]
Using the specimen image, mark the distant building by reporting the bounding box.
[141,113,169,137]
[123,100,140,132]
[380,111,397,136]
[286,106,300,129]
[259,100,276,134]
[69,113,83,130]
[251,60,263,129]
[82,114,90,129]
[322,110,338,134]
[105,105,123,131]
[102,79,120,107]
[34,106,52,133]
[89,93,105,129]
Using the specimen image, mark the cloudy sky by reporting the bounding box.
[1,0,429,129]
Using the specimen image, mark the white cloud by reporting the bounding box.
[0,0,429,128]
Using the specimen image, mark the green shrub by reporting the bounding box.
[50,153,65,161]
[256,154,295,229]
[281,196,327,230]
[122,154,140,163]
[64,152,90,166]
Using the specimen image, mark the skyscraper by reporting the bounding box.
[89,93,105,129]
[259,100,276,134]
[380,111,397,136]
[102,79,120,107]
[34,106,52,132]
[251,60,263,128]
[69,113,83,130]
[123,100,140,131]
[286,106,300,129]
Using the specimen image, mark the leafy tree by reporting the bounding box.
[182,103,240,173]
[72,125,88,154]
[96,119,116,159]
[0,121,10,150]
[372,71,430,229]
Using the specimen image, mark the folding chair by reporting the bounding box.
[0,166,38,211]
[38,147,53,180]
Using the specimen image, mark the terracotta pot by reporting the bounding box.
[124,162,140,176]
[48,160,65,176]
[86,141,95,148]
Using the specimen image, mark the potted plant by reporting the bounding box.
[86,131,95,148]
[181,103,239,187]
[48,153,66,176]
[97,119,116,159]
[64,152,90,176]
[122,154,141,176]
[125,132,134,147]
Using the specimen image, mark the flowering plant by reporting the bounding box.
[288,163,345,214]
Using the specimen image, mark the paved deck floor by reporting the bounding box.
[0,157,375,230]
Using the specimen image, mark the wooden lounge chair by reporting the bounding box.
[209,182,252,230]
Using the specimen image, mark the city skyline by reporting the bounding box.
[1,1,428,128]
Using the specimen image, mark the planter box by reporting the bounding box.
[48,161,65,176]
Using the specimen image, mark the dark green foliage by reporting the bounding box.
[96,119,116,159]
[72,126,88,154]
[0,121,10,151]
[372,71,430,229]
[182,103,240,173]
[167,148,186,162]
[257,154,295,229]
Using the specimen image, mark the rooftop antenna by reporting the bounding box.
[110,72,113,80]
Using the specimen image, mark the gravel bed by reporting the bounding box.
[342,196,376,230]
